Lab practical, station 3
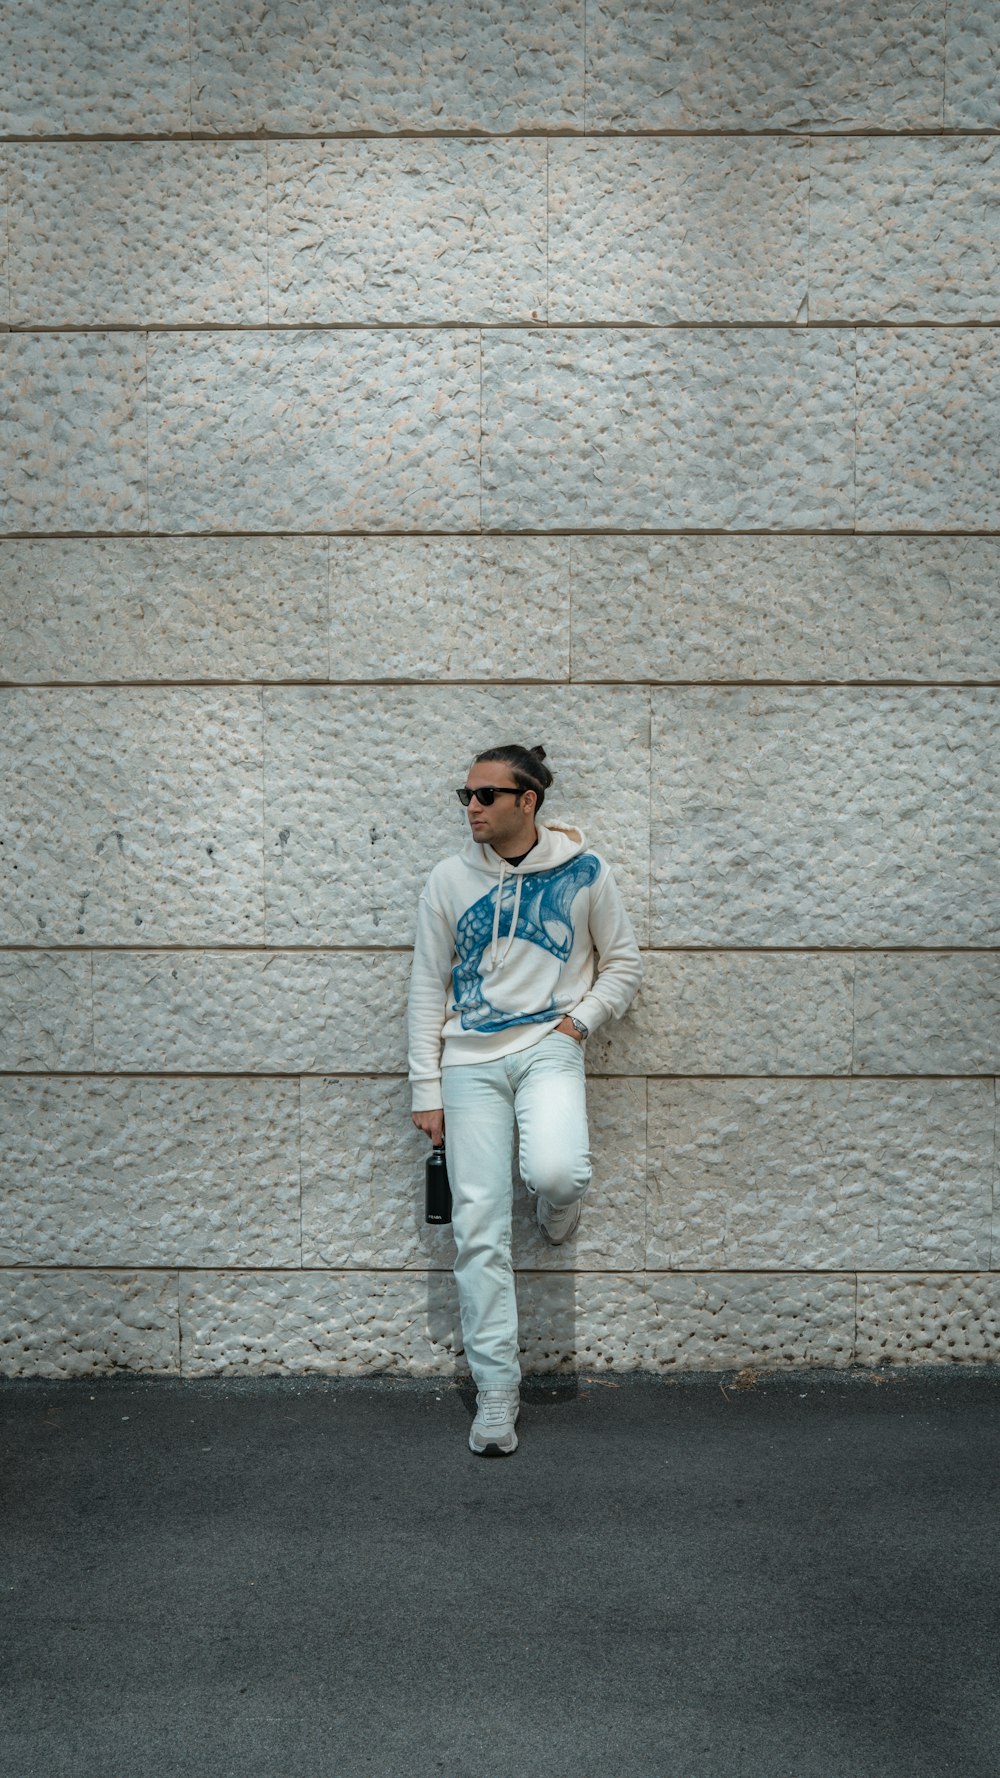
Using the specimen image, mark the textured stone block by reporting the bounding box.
[8,1264,1000,1377]
[8,144,267,328]
[515,1271,649,1371]
[650,688,999,946]
[147,331,480,533]
[269,141,546,325]
[0,334,147,535]
[0,952,93,1071]
[180,1270,464,1376]
[585,0,945,129]
[648,1079,994,1271]
[176,1267,863,1376]
[190,1,584,132]
[855,1274,1000,1363]
[0,689,265,945]
[0,1270,180,1377]
[327,538,570,681]
[854,955,1000,1075]
[180,1266,653,1376]
[571,536,1000,683]
[79,949,962,1081]
[811,139,1000,323]
[944,2,1000,126]
[548,138,808,323]
[481,330,855,530]
[643,1272,857,1370]
[301,1077,452,1271]
[0,0,190,135]
[589,952,854,1077]
[92,951,410,1072]
[300,1074,646,1271]
[0,538,329,684]
[262,683,650,944]
[0,1077,301,1266]
[857,330,1000,530]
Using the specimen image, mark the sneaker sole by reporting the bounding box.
[539,1205,582,1245]
[469,1432,518,1457]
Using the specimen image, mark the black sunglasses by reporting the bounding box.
[456,785,523,807]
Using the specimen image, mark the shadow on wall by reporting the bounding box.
[424,1258,583,1396]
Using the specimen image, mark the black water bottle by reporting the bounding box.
[425,1142,452,1225]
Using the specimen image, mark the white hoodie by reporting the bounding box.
[407,819,643,1112]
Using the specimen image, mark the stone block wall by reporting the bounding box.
[1,0,997,1377]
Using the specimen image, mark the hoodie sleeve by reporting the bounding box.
[570,865,643,1035]
[407,891,455,1112]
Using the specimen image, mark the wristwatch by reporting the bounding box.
[566,1015,589,1041]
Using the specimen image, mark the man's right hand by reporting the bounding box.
[412,1108,445,1147]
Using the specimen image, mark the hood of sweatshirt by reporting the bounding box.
[458,819,590,969]
[460,818,588,877]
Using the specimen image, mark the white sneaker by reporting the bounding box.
[537,1196,582,1245]
[469,1388,520,1456]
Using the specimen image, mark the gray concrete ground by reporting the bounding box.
[1,1366,998,1778]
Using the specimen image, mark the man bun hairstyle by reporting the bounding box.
[473,742,554,812]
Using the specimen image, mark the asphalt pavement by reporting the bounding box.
[2,1366,998,1778]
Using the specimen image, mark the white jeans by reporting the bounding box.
[441,1032,592,1389]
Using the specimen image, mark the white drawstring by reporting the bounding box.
[488,859,524,967]
[489,859,505,964]
[503,871,523,963]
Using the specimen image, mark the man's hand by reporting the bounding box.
[554,1016,585,1042]
[412,1108,445,1146]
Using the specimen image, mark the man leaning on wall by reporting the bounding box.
[407,743,643,1456]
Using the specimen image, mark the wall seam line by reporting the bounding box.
[942,0,950,125]
[297,1075,304,1268]
[184,0,194,136]
[1,1264,992,1278]
[3,942,997,954]
[853,324,859,534]
[3,148,12,327]
[982,1073,989,1273]
[545,136,551,324]
[3,527,1000,539]
[647,685,653,948]
[259,684,268,942]
[264,137,272,327]
[88,949,96,1072]
[324,536,333,680]
[850,953,858,1075]
[0,1071,992,1082]
[804,131,812,328]
[642,1074,649,1272]
[0,1068,990,1078]
[142,331,151,537]
[567,536,575,681]
[2,678,1000,691]
[582,0,588,133]
[9,319,1000,334]
[4,128,1000,143]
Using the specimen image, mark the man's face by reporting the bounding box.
[463,761,536,852]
